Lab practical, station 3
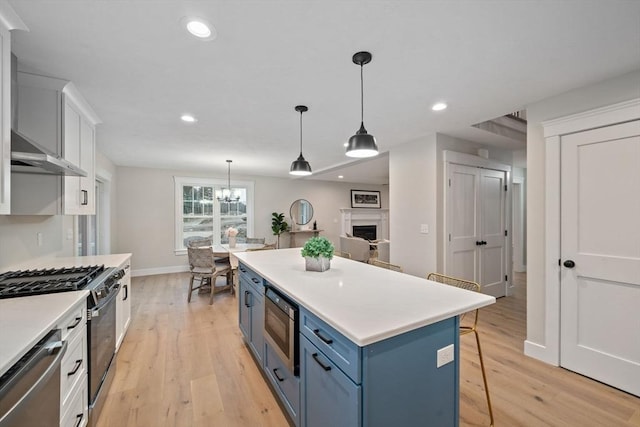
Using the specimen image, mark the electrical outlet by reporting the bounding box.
[36,232,43,247]
[436,344,455,368]
[420,224,429,234]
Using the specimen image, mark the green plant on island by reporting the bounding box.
[271,212,289,248]
[301,236,334,260]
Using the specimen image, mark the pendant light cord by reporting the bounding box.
[360,63,364,124]
[299,110,303,154]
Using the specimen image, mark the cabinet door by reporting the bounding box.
[79,117,95,214]
[301,335,361,427]
[63,101,82,214]
[238,279,251,341]
[0,22,9,215]
[249,289,264,363]
[116,264,131,352]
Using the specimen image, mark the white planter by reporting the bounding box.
[305,256,331,272]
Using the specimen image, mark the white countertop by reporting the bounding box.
[0,253,131,377]
[2,253,132,273]
[0,291,88,377]
[235,248,495,346]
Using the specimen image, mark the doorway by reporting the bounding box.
[443,151,512,298]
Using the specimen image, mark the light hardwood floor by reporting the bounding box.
[97,272,640,427]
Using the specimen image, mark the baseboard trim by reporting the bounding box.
[132,265,189,277]
[524,340,559,366]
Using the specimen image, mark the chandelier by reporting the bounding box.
[216,160,240,203]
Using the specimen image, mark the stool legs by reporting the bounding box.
[473,329,494,426]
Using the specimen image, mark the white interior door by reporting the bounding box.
[479,169,506,297]
[560,120,640,396]
[447,164,506,297]
[448,164,480,282]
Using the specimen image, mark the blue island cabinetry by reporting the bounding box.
[238,263,264,364]
[238,261,461,427]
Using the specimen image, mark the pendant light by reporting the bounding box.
[216,160,240,203]
[289,105,312,176]
[346,51,378,158]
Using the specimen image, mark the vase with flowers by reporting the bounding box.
[226,227,239,248]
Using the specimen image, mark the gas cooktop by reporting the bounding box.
[0,265,106,299]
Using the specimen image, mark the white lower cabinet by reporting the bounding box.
[58,298,88,427]
[115,259,131,352]
[60,377,88,427]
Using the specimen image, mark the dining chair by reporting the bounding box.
[334,250,352,259]
[187,246,232,304]
[370,259,403,272]
[426,273,494,426]
[245,237,266,244]
[187,238,212,248]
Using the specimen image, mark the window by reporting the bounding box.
[174,176,254,254]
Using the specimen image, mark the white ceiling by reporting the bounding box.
[8,1,640,183]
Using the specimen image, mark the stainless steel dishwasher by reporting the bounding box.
[0,329,67,427]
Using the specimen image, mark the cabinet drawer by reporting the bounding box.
[59,300,86,342]
[301,335,361,427]
[238,262,264,290]
[264,342,300,424]
[61,326,87,409]
[60,374,88,427]
[300,308,361,383]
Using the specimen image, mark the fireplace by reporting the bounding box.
[352,225,377,241]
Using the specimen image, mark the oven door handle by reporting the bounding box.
[90,284,121,317]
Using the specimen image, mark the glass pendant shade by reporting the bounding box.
[346,51,378,158]
[346,122,378,158]
[289,105,312,176]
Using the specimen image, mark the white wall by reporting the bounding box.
[114,166,387,275]
[524,70,640,354]
[389,132,516,278]
[0,214,74,270]
[389,135,438,277]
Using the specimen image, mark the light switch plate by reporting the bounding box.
[437,344,455,368]
[420,224,429,234]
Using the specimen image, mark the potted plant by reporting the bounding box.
[271,212,289,248]
[301,236,334,272]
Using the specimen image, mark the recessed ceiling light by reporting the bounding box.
[181,114,197,123]
[182,17,217,41]
[338,175,344,179]
[432,102,448,111]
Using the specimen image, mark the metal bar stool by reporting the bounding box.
[426,273,494,426]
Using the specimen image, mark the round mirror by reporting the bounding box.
[290,199,314,225]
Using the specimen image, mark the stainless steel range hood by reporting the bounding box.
[11,129,87,176]
[10,53,87,177]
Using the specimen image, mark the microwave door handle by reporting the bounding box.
[0,339,68,417]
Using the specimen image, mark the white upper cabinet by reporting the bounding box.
[0,3,28,215]
[11,74,100,215]
[63,87,98,215]
[0,21,10,215]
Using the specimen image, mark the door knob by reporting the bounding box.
[563,260,576,268]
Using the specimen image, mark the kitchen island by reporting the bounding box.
[234,248,495,427]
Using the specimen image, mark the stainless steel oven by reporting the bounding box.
[87,269,123,427]
[0,329,67,427]
[264,286,299,376]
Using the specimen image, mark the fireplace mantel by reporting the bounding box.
[339,208,389,240]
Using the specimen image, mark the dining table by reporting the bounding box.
[212,243,266,290]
